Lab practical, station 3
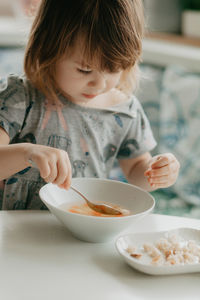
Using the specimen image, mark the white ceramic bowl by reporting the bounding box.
[39,178,155,243]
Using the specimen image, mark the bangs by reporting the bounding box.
[76,34,136,73]
[59,0,143,72]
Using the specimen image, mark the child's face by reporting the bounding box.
[55,43,122,105]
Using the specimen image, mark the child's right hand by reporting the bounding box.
[25,144,72,189]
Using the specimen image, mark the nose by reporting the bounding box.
[87,72,106,91]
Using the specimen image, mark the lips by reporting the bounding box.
[82,93,97,99]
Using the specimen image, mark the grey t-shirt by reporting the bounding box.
[0,75,156,209]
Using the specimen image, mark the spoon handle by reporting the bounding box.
[70,186,90,205]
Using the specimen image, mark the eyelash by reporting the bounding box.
[77,68,92,74]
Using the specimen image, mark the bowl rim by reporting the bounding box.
[39,178,155,220]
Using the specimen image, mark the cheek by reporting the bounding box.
[107,74,121,89]
[56,69,80,91]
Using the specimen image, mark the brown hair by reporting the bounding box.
[24,0,144,102]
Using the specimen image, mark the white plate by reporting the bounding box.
[115,228,200,275]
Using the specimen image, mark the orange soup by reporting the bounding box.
[68,203,126,217]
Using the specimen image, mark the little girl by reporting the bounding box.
[0,0,180,209]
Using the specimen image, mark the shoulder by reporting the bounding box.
[0,74,25,90]
[0,74,37,108]
[129,95,143,111]
[0,74,26,99]
[108,91,143,118]
[109,89,142,113]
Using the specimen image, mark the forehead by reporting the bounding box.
[67,37,96,67]
[63,35,124,72]
[70,41,87,64]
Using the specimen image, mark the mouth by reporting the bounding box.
[82,93,97,99]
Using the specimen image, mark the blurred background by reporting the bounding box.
[0,0,200,218]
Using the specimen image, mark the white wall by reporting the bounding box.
[0,0,14,16]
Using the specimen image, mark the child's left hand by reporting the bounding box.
[144,153,180,189]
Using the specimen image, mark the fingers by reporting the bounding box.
[151,153,176,169]
[30,156,51,179]
[64,154,72,189]
[144,156,169,177]
[144,153,180,189]
[43,159,58,183]
[53,160,67,186]
[54,153,72,190]
[145,162,178,177]
[29,147,72,189]
[148,173,177,188]
[40,162,51,179]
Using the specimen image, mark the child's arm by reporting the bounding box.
[119,152,180,192]
[0,127,29,179]
[0,127,71,189]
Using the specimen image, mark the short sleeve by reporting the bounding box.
[0,75,27,140]
[117,97,157,159]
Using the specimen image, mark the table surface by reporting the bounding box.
[0,211,200,300]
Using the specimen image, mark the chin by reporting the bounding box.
[80,99,93,105]
[73,97,93,105]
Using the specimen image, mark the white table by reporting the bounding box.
[0,211,199,300]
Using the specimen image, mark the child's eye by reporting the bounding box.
[77,68,92,74]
